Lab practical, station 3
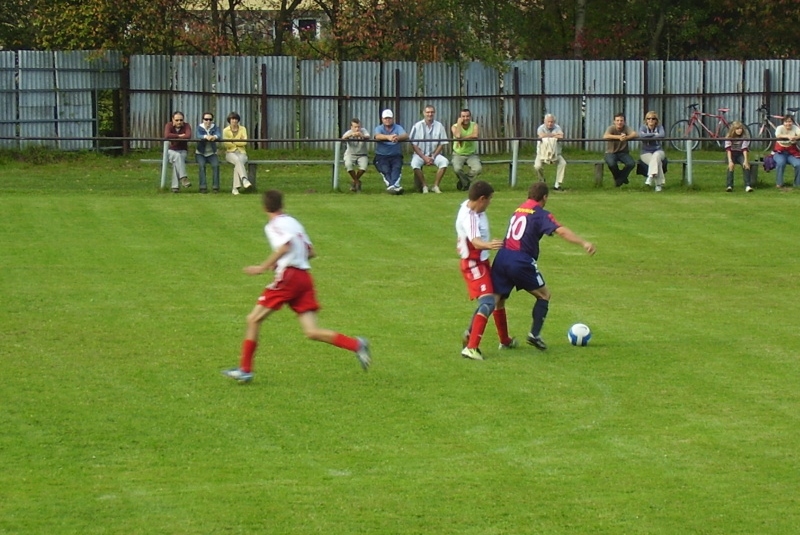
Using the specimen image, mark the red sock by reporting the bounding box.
[332,333,360,352]
[467,314,489,349]
[240,339,257,372]
[493,308,511,345]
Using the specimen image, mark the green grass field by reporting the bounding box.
[2,149,800,534]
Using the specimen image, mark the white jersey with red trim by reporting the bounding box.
[455,200,490,261]
[265,213,312,276]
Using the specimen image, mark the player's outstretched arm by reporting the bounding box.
[244,243,291,275]
[555,227,596,255]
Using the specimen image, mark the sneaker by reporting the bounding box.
[171,188,180,193]
[355,337,371,371]
[654,185,662,192]
[231,188,240,195]
[222,368,253,383]
[386,185,397,193]
[395,185,404,194]
[726,186,733,192]
[553,184,562,191]
[526,334,548,351]
[461,329,470,348]
[432,186,442,194]
[461,347,484,361]
[645,177,653,187]
[242,178,253,190]
[499,338,519,350]
[180,177,191,188]
[746,186,754,193]
[422,185,429,194]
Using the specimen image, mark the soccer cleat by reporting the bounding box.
[222,368,253,383]
[355,337,371,371]
[746,186,754,193]
[526,334,548,351]
[498,337,519,350]
[461,347,484,361]
[432,185,442,193]
[461,329,470,348]
[242,178,253,189]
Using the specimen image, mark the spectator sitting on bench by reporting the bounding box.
[638,111,666,192]
[534,113,567,191]
[196,112,221,193]
[603,112,638,187]
[165,111,192,193]
[223,111,253,195]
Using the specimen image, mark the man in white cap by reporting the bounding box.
[373,109,409,194]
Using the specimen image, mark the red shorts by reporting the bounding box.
[257,267,320,313]
[460,258,494,299]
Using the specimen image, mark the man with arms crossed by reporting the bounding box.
[451,108,482,191]
[492,182,596,350]
[222,190,371,383]
[374,109,409,194]
[534,114,567,191]
[456,180,518,361]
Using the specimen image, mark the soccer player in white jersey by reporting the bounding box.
[455,180,518,360]
[223,190,371,383]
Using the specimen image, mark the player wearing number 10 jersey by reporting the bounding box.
[491,182,596,350]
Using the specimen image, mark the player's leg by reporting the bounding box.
[223,303,274,383]
[526,286,551,350]
[296,312,371,370]
[492,296,517,349]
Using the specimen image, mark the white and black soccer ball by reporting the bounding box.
[567,323,592,346]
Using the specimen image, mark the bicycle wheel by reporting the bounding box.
[669,120,700,151]
[713,124,729,148]
[746,123,773,152]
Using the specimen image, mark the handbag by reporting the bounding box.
[763,153,776,172]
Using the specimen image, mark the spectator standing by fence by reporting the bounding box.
[724,121,752,193]
[342,118,370,192]
[638,111,666,192]
[196,112,221,193]
[223,112,253,196]
[772,115,800,189]
[534,114,567,191]
[165,111,192,193]
[409,105,450,193]
[373,109,408,194]
[603,113,638,188]
[451,109,482,191]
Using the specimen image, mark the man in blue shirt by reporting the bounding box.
[491,182,596,350]
[373,109,409,194]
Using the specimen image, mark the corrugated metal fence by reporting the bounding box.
[2,50,800,154]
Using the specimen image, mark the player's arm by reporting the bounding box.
[554,226,595,255]
[471,236,503,251]
[244,242,291,275]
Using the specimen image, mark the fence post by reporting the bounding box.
[332,142,341,190]
[685,139,693,185]
[510,139,520,187]
[160,141,169,190]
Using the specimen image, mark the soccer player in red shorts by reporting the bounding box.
[222,190,371,383]
[455,180,517,360]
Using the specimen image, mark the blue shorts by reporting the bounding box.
[491,248,546,298]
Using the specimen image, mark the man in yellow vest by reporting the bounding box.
[451,108,482,191]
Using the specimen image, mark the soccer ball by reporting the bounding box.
[567,323,592,346]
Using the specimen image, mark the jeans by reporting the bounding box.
[604,152,636,186]
[374,154,404,187]
[773,152,800,187]
[195,153,220,191]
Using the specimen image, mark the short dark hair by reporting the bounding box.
[528,181,549,201]
[614,112,625,120]
[263,190,284,213]
[351,118,361,124]
[468,180,494,201]
[172,111,184,119]
[227,111,241,123]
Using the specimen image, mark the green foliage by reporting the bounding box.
[2,153,800,533]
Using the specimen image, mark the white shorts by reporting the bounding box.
[411,154,449,170]
[344,154,368,172]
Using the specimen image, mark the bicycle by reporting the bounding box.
[746,105,799,152]
[669,103,733,151]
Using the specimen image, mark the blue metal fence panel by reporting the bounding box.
[705,60,746,140]
[381,61,417,131]
[341,61,381,137]
[300,60,338,150]
[625,60,645,137]
[464,61,502,154]
[664,60,703,144]
[216,56,258,150]
[505,60,542,154]
[0,51,17,149]
[744,60,784,128]
[19,51,56,148]
[172,56,213,136]
[644,61,667,125]
[421,62,460,138]
[130,55,171,149]
[54,51,94,150]
[258,55,296,149]
[585,60,625,152]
